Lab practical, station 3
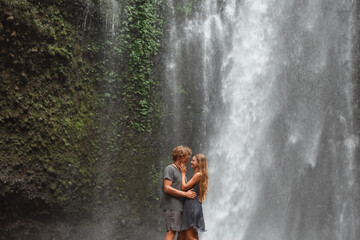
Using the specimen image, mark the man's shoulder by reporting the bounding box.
[164,164,174,170]
[163,164,175,181]
[163,164,174,175]
[165,163,173,168]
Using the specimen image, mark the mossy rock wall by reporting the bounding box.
[0,0,166,238]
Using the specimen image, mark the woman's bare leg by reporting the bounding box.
[185,227,198,240]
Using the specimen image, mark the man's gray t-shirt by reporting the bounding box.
[160,164,184,211]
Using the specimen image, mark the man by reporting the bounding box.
[160,145,196,240]
[183,146,192,162]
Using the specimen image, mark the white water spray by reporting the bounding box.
[165,0,359,239]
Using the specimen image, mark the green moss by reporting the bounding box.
[0,0,99,214]
[0,0,166,227]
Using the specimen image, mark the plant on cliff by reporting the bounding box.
[119,0,164,133]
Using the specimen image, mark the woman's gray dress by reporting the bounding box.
[181,183,206,232]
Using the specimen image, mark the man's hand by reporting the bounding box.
[184,189,196,199]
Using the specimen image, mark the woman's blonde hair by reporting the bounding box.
[195,153,208,202]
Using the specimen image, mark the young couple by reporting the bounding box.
[160,145,209,240]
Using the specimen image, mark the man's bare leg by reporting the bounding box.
[165,230,176,240]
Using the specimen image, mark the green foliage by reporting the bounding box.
[119,0,164,133]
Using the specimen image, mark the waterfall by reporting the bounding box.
[86,0,122,238]
[165,0,359,239]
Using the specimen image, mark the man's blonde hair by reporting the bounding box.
[171,145,186,161]
[183,146,193,157]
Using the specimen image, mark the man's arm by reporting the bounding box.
[163,179,196,199]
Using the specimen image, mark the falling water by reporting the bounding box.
[87,0,122,238]
[102,0,120,36]
[165,0,359,239]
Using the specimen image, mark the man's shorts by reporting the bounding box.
[164,209,182,232]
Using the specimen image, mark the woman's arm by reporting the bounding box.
[163,179,197,199]
[181,172,201,191]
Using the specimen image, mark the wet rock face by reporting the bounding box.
[0,0,95,237]
[1,0,165,238]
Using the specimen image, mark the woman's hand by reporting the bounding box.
[180,163,186,174]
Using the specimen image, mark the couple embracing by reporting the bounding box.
[160,145,209,240]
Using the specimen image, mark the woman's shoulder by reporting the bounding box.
[194,172,202,180]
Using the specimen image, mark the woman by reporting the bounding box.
[180,153,208,240]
